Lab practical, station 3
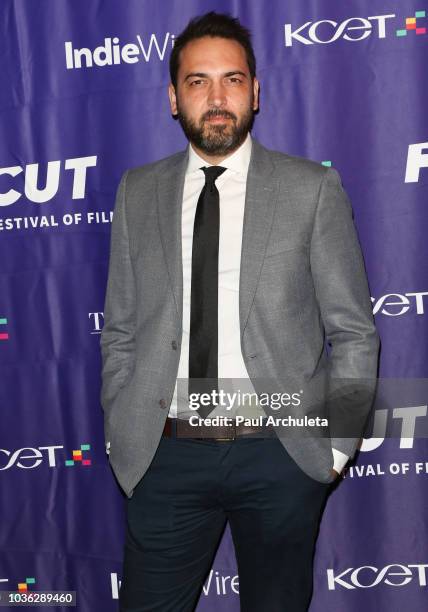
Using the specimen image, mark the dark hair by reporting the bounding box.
[169,11,256,88]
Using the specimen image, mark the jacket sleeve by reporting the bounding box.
[99,171,137,415]
[309,167,380,458]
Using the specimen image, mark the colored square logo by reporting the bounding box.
[65,444,91,466]
[17,578,35,591]
[0,317,8,341]
[396,10,426,36]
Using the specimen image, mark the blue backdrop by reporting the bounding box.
[1,1,427,610]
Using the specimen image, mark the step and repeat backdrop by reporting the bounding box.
[1,1,427,610]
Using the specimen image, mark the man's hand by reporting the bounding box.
[330,468,341,480]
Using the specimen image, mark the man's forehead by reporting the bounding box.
[178,37,249,73]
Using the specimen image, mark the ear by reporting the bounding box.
[168,83,178,116]
[252,77,260,111]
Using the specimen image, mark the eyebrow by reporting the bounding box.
[184,70,248,82]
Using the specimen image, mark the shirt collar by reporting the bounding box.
[186,133,252,177]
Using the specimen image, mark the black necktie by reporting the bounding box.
[189,166,227,419]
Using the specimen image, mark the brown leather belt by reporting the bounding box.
[162,417,275,441]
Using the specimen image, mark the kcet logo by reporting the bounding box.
[372,291,428,316]
[0,444,92,470]
[284,10,426,46]
[327,564,428,590]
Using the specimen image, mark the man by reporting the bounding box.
[100,11,379,612]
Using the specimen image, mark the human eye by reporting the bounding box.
[226,76,243,85]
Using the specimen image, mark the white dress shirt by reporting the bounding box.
[168,134,348,474]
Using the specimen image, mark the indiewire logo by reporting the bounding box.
[65,33,175,69]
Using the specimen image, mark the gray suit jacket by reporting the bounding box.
[100,138,379,498]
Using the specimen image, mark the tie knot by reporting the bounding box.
[201,166,227,189]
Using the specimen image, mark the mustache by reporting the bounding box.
[201,109,237,122]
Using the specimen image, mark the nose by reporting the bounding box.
[207,80,227,108]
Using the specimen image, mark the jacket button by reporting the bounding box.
[171,340,177,350]
[159,398,167,409]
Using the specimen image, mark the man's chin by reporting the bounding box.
[198,138,235,156]
[201,125,234,144]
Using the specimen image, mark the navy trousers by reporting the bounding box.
[119,434,331,612]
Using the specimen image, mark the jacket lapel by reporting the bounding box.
[239,139,278,335]
[156,149,188,321]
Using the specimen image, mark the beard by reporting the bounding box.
[175,99,255,157]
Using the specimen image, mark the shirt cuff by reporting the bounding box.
[332,447,349,473]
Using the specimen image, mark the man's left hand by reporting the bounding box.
[330,468,341,480]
